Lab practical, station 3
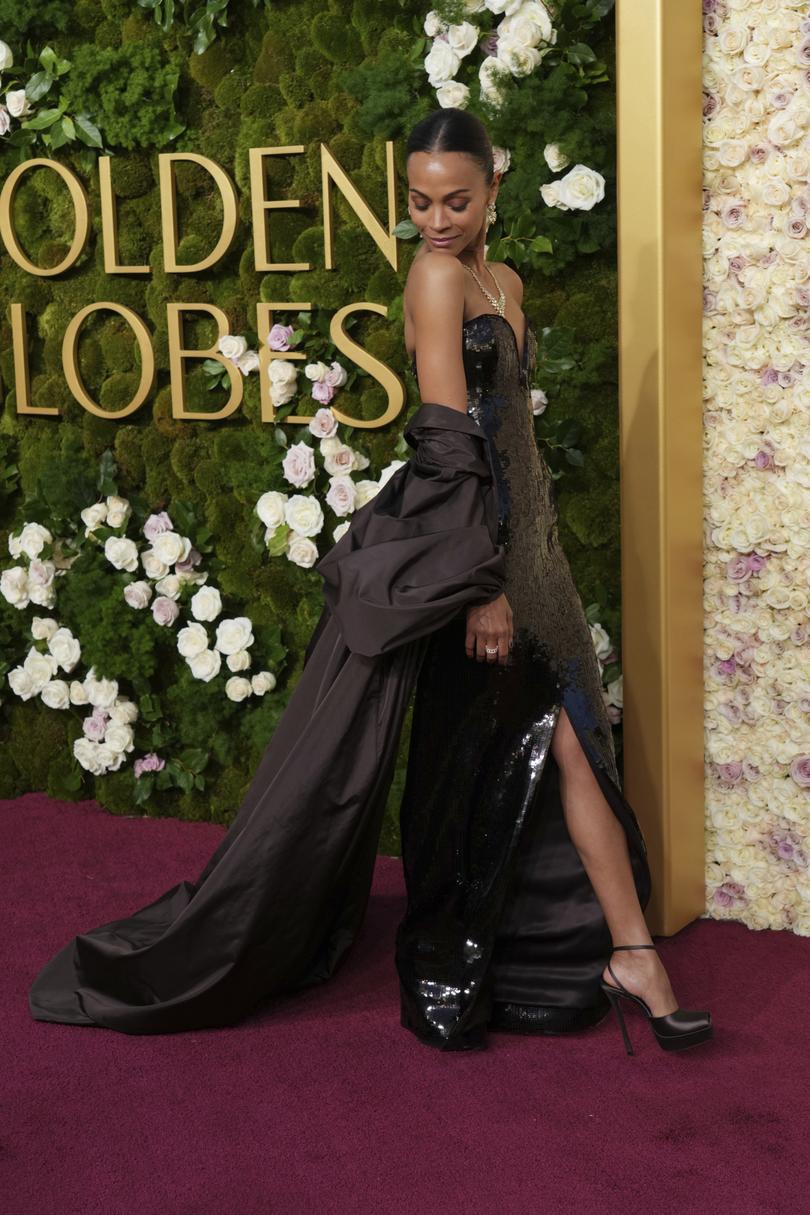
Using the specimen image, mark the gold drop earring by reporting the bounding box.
[485,200,497,228]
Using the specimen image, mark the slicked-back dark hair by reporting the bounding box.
[405,108,494,185]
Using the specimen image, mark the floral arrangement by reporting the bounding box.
[208,320,408,570]
[1,490,285,808]
[702,0,810,934]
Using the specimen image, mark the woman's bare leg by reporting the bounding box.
[550,706,679,1017]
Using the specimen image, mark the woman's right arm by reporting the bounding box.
[407,256,513,666]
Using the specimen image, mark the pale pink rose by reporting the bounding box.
[308,408,338,439]
[726,556,751,581]
[134,752,166,778]
[722,202,745,228]
[713,880,747,909]
[282,441,316,489]
[716,762,743,784]
[175,547,203,574]
[312,380,335,404]
[83,707,110,742]
[746,553,767,571]
[326,475,357,517]
[789,755,810,788]
[749,144,769,164]
[267,324,295,351]
[0,106,10,136]
[715,657,736,676]
[151,595,180,626]
[143,511,174,542]
[324,361,347,388]
[753,450,774,469]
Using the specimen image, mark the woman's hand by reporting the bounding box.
[465,593,513,665]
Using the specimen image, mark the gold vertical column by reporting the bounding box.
[616,0,705,933]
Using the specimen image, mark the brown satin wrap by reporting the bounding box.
[27,402,510,1034]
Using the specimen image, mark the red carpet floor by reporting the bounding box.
[3,792,808,1214]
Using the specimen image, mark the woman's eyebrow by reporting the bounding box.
[408,187,472,199]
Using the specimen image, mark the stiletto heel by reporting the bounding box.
[599,944,713,1055]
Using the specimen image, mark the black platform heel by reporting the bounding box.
[599,944,713,1056]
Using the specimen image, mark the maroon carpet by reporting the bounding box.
[3,793,808,1214]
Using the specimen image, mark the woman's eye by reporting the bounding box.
[413,204,468,213]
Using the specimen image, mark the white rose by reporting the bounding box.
[177,621,210,659]
[225,676,253,702]
[555,164,605,211]
[217,334,248,361]
[5,89,31,119]
[81,502,108,534]
[141,547,169,579]
[8,666,36,700]
[499,7,553,49]
[73,737,106,775]
[190,584,222,622]
[353,480,381,509]
[530,387,547,414]
[69,679,90,705]
[105,536,139,572]
[1,566,29,608]
[255,490,288,529]
[485,0,524,13]
[31,615,59,641]
[105,495,131,529]
[424,10,447,37]
[226,649,251,672]
[424,40,461,86]
[123,580,152,609]
[606,676,623,708]
[48,627,81,673]
[287,534,319,568]
[235,349,260,375]
[497,36,543,77]
[446,21,479,56]
[463,0,487,10]
[544,142,570,172]
[108,698,138,725]
[492,145,511,175]
[155,574,184,601]
[479,56,510,105]
[41,679,71,710]
[187,648,222,681]
[15,522,53,560]
[326,475,357,517]
[268,358,298,386]
[284,493,324,537]
[304,360,330,382]
[23,647,58,692]
[27,560,57,607]
[332,521,350,544]
[0,41,13,71]
[152,531,190,566]
[436,80,470,109]
[85,667,119,708]
[214,616,254,655]
[590,622,612,659]
[151,595,180,626]
[251,670,277,695]
[104,722,135,754]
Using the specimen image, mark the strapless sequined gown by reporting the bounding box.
[395,312,653,1049]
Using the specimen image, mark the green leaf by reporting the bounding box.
[266,522,290,556]
[26,72,54,103]
[565,447,585,466]
[73,114,103,148]
[20,108,63,131]
[393,218,418,240]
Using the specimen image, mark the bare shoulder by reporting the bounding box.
[404,252,466,320]
[493,260,524,303]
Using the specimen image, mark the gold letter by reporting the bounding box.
[0,158,89,276]
[321,141,398,272]
[10,304,58,416]
[248,146,310,272]
[167,303,242,420]
[98,156,150,274]
[328,302,404,429]
[158,153,238,273]
[62,303,155,418]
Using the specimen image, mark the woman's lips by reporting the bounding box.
[429,235,456,246]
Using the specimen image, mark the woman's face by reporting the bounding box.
[406,150,497,254]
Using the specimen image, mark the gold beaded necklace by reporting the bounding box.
[462,260,506,317]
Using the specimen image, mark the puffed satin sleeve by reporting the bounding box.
[314,401,505,657]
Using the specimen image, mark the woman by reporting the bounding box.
[28,109,712,1056]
